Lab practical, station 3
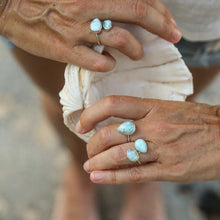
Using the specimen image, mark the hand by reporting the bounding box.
[0,0,181,71]
[76,96,220,184]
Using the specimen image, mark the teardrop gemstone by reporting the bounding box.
[103,20,112,31]
[90,18,102,33]
[135,139,147,153]
[118,121,136,135]
[127,149,139,162]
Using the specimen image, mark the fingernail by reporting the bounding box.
[83,161,90,172]
[170,18,177,26]
[172,28,181,43]
[91,172,104,183]
[75,121,83,133]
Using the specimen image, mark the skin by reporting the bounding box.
[76,96,220,184]
[0,0,181,72]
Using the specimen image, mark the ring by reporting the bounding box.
[90,18,102,45]
[118,121,136,142]
[127,139,148,163]
[103,20,112,31]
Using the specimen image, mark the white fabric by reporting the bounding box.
[162,0,220,41]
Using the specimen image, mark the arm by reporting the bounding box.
[0,0,8,33]
[77,96,220,184]
[0,0,181,72]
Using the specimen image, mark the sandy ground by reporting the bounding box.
[0,38,220,220]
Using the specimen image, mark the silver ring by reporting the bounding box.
[90,18,102,45]
[118,121,136,143]
[126,139,148,163]
[95,33,101,45]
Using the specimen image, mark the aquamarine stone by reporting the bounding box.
[127,149,139,162]
[90,18,102,33]
[135,139,147,153]
[103,20,112,31]
[118,121,136,135]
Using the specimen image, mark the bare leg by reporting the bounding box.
[12,47,99,220]
[119,183,167,220]
[188,65,220,101]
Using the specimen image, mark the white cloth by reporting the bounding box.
[162,0,220,41]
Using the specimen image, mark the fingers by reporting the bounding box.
[84,26,144,61]
[66,45,116,72]
[91,0,181,43]
[76,96,154,133]
[89,163,162,184]
[84,141,157,172]
[87,120,152,158]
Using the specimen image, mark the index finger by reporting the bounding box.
[76,96,156,134]
[92,0,181,43]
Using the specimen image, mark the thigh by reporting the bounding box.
[12,47,66,102]
[188,65,220,101]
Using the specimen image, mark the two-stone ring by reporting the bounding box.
[118,121,148,164]
[90,18,112,45]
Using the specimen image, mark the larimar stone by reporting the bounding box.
[127,149,139,162]
[118,121,136,135]
[90,18,102,33]
[103,20,112,31]
[135,139,147,153]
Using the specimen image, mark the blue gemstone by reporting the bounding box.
[127,149,139,162]
[118,121,136,135]
[135,139,147,153]
[103,20,112,31]
[90,18,102,33]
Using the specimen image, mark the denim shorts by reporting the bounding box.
[175,38,220,67]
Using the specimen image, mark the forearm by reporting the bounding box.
[0,0,9,35]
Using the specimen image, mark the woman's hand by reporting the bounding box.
[0,0,180,71]
[76,96,220,184]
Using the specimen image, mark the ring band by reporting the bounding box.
[118,121,136,141]
[90,18,113,45]
[95,33,101,45]
[90,18,102,45]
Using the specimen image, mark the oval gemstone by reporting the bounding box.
[135,139,147,153]
[103,20,112,31]
[118,121,136,135]
[127,149,139,162]
[90,18,102,33]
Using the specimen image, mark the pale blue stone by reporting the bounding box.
[127,149,139,162]
[90,18,102,33]
[103,20,112,31]
[118,121,136,135]
[135,139,147,153]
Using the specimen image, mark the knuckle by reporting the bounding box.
[154,121,171,136]
[103,95,119,114]
[164,8,172,18]
[71,0,86,15]
[131,47,144,60]
[132,0,149,19]
[114,30,130,48]
[86,143,93,158]
[112,146,126,163]
[161,18,173,37]
[129,167,142,182]
[91,59,107,72]
[99,126,111,143]
[110,171,118,184]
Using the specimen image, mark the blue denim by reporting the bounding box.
[175,38,220,67]
[0,36,14,49]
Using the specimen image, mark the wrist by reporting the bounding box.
[0,0,9,35]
